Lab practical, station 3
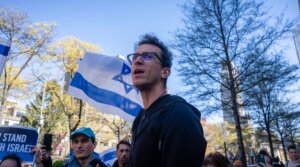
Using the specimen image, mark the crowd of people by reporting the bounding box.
[0,34,299,167]
[202,145,300,167]
[1,126,299,167]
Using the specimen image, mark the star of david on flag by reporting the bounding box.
[68,52,143,122]
[112,63,139,94]
[0,37,11,76]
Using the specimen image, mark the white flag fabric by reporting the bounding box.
[68,52,143,122]
[0,37,11,76]
[100,147,116,167]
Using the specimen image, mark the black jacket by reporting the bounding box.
[62,157,107,167]
[112,160,128,167]
[112,160,118,167]
[129,94,207,167]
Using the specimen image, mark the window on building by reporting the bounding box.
[6,107,15,117]
[16,111,24,118]
[4,121,9,125]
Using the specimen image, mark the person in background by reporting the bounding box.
[0,154,22,167]
[64,127,107,167]
[256,150,272,167]
[233,160,243,167]
[127,33,207,167]
[112,140,130,167]
[32,145,52,167]
[203,152,231,167]
[273,156,284,167]
[286,145,300,167]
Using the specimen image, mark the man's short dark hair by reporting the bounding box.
[257,149,271,158]
[288,145,296,151]
[256,149,272,165]
[116,140,130,151]
[136,33,173,68]
[135,33,173,87]
[0,153,22,167]
[203,152,230,167]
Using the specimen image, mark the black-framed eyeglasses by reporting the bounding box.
[127,52,162,65]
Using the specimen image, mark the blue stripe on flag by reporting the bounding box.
[70,72,141,117]
[0,44,10,56]
[101,150,116,162]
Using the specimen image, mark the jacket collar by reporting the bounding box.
[133,94,185,137]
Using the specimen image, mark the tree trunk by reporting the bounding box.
[117,129,120,142]
[291,137,295,146]
[227,60,247,166]
[0,70,8,125]
[0,95,6,125]
[68,115,72,151]
[280,134,287,161]
[70,100,83,132]
[232,105,247,166]
[266,124,275,158]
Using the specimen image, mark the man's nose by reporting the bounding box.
[133,55,144,64]
[122,151,127,156]
[77,142,83,147]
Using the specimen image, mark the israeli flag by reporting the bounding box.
[100,148,116,167]
[0,37,11,76]
[68,52,143,122]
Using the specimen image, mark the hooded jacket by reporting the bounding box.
[129,94,207,167]
[64,151,107,167]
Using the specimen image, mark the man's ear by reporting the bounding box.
[161,67,171,79]
[93,141,97,148]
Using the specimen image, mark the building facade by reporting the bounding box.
[220,62,250,126]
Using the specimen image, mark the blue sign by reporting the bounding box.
[0,126,38,163]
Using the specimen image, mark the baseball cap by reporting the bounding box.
[70,127,96,140]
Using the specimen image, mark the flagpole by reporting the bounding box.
[0,37,11,125]
[38,82,46,134]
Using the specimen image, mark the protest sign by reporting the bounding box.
[0,126,38,163]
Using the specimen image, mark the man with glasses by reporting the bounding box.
[127,34,207,167]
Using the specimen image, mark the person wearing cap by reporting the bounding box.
[64,127,107,167]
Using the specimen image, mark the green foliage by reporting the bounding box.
[48,36,101,75]
[52,160,64,167]
[21,80,67,145]
[0,7,56,120]
[206,122,253,156]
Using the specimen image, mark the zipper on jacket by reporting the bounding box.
[158,140,162,151]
